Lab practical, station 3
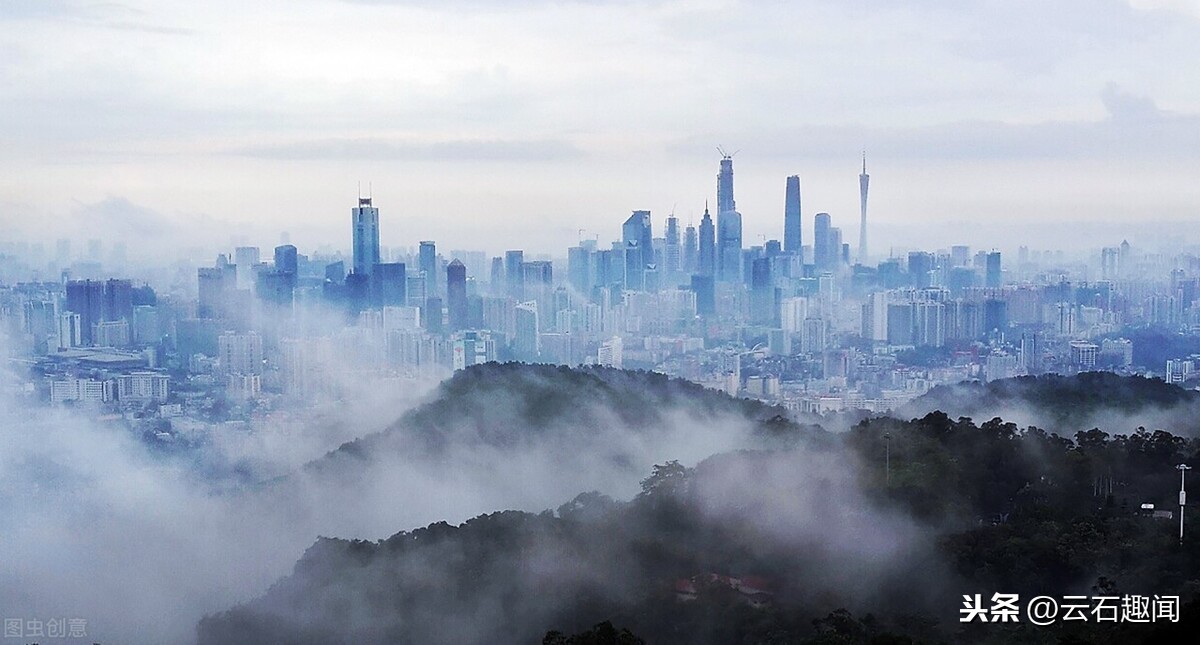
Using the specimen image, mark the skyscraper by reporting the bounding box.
[664,215,681,281]
[717,153,735,215]
[715,154,742,282]
[65,279,104,345]
[446,259,468,331]
[274,244,298,289]
[406,274,427,308]
[490,256,504,288]
[103,279,133,322]
[683,222,698,274]
[419,241,437,295]
[371,262,407,307]
[718,210,743,282]
[234,247,260,290]
[858,153,869,263]
[325,261,346,285]
[784,175,802,254]
[622,210,653,290]
[908,251,934,289]
[749,257,778,326]
[197,268,229,320]
[951,245,970,267]
[698,205,715,277]
[567,246,591,295]
[217,331,264,376]
[814,212,832,271]
[986,251,1002,288]
[514,301,540,361]
[504,250,524,300]
[691,274,715,316]
[522,261,553,290]
[352,197,381,277]
[256,269,294,311]
[593,249,615,291]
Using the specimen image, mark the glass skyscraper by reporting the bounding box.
[784,175,801,254]
[352,197,381,277]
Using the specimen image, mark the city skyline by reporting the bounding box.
[6,3,1200,644]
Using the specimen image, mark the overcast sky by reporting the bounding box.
[1,0,1199,258]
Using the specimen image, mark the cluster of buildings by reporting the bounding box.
[2,153,1200,432]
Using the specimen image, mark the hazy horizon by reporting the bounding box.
[3,0,1200,257]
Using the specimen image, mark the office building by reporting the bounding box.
[217,331,263,376]
[664,215,681,281]
[65,279,104,345]
[352,197,381,276]
[567,246,591,295]
[234,247,260,290]
[447,259,468,331]
[698,205,715,277]
[683,222,698,274]
[514,301,540,361]
[749,257,778,326]
[419,241,437,295]
[784,175,801,254]
[814,213,832,272]
[371,262,407,307]
[622,210,653,290]
[505,250,524,300]
[716,154,742,283]
[274,244,298,288]
[985,251,1002,288]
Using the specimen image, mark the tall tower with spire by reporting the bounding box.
[352,194,381,277]
[717,152,735,215]
[698,202,716,277]
[715,151,742,282]
[858,151,869,264]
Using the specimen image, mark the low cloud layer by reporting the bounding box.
[0,342,788,643]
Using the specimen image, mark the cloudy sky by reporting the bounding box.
[1,0,1199,258]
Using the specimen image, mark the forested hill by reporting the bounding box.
[301,363,820,478]
[238,363,827,569]
[203,392,1200,644]
[904,372,1200,436]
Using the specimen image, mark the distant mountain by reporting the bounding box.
[903,372,1200,436]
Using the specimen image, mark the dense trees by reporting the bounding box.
[543,622,645,645]
[199,368,1200,644]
